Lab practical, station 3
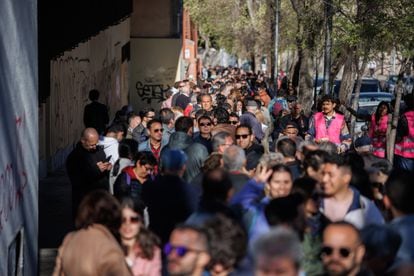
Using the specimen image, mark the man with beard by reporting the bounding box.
[321,222,368,276]
[307,95,351,153]
[139,119,166,174]
[235,124,264,172]
[66,128,112,222]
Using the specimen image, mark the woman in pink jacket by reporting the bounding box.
[368,101,391,158]
[119,197,162,276]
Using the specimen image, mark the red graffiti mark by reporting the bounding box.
[15,116,22,127]
[0,113,29,234]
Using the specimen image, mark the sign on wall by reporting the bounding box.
[130,38,181,112]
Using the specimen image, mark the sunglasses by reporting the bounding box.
[199,122,212,127]
[122,216,141,224]
[229,120,238,125]
[235,134,250,140]
[153,128,164,133]
[321,246,352,258]
[163,243,203,257]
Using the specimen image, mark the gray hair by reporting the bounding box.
[297,140,317,153]
[253,227,302,269]
[258,152,284,168]
[212,132,232,152]
[223,145,246,171]
[318,141,338,155]
[246,105,258,113]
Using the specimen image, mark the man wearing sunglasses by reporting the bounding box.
[133,108,155,143]
[235,124,264,171]
[139,119,166,174]
[321,222,367,276]
[165,225,211,276]
[193,115,213,153]
[229,112,240,127]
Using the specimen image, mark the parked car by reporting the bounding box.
[386,75,414,94]
[333,78,385,98]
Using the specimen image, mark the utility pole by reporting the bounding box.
[323,0,333,95]
[274,0,280,89]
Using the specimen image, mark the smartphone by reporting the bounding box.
[105,155,112,162]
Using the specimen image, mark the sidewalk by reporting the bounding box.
[39,168,73,275]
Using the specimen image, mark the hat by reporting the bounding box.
[354,136,372,148]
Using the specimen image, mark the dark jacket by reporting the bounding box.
[113,166,145,204]
[142,174,197,244]
[245,143,264,171]
[193,133,213,153]
[165,131,209,183]
[66,143,109,218]
[83,101,109,134]
[229,172,250,195]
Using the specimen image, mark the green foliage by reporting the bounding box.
[185,0,414,68]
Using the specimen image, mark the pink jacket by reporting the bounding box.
[314,112,344,144]
[395,111,414,158]
[368,114,388,158]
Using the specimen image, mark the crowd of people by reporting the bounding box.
[56,66,414,275]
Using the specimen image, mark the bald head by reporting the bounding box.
[81,128,99,151]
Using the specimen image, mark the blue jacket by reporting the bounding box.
[391,215,414,262]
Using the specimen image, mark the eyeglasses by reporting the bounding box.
[321,246,352,258]
[122,216,141,224]
[229,120,238,125]
[235,134,250,140]
[153,128,164,133]
[199,122,212,127]
[163,243,204,257]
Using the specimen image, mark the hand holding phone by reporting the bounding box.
[105,155,112,162]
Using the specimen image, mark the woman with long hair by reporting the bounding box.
[368,101,390,158]
[119,197,161,276]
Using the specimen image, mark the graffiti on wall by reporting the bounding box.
[135,81,170,104]
[0,114,28,232]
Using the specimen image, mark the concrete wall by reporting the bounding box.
[131,0,180,37]
[0,0,38,274]
[39,19,131,175]
[130,38,181,112]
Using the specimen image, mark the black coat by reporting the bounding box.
[83,101,109,134]
[245,143,264,171]
[142,174,197,245]
[66,143,109,217]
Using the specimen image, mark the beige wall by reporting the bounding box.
[39,19,130,172]
[130,38,181,112]
[131,0,177,37]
